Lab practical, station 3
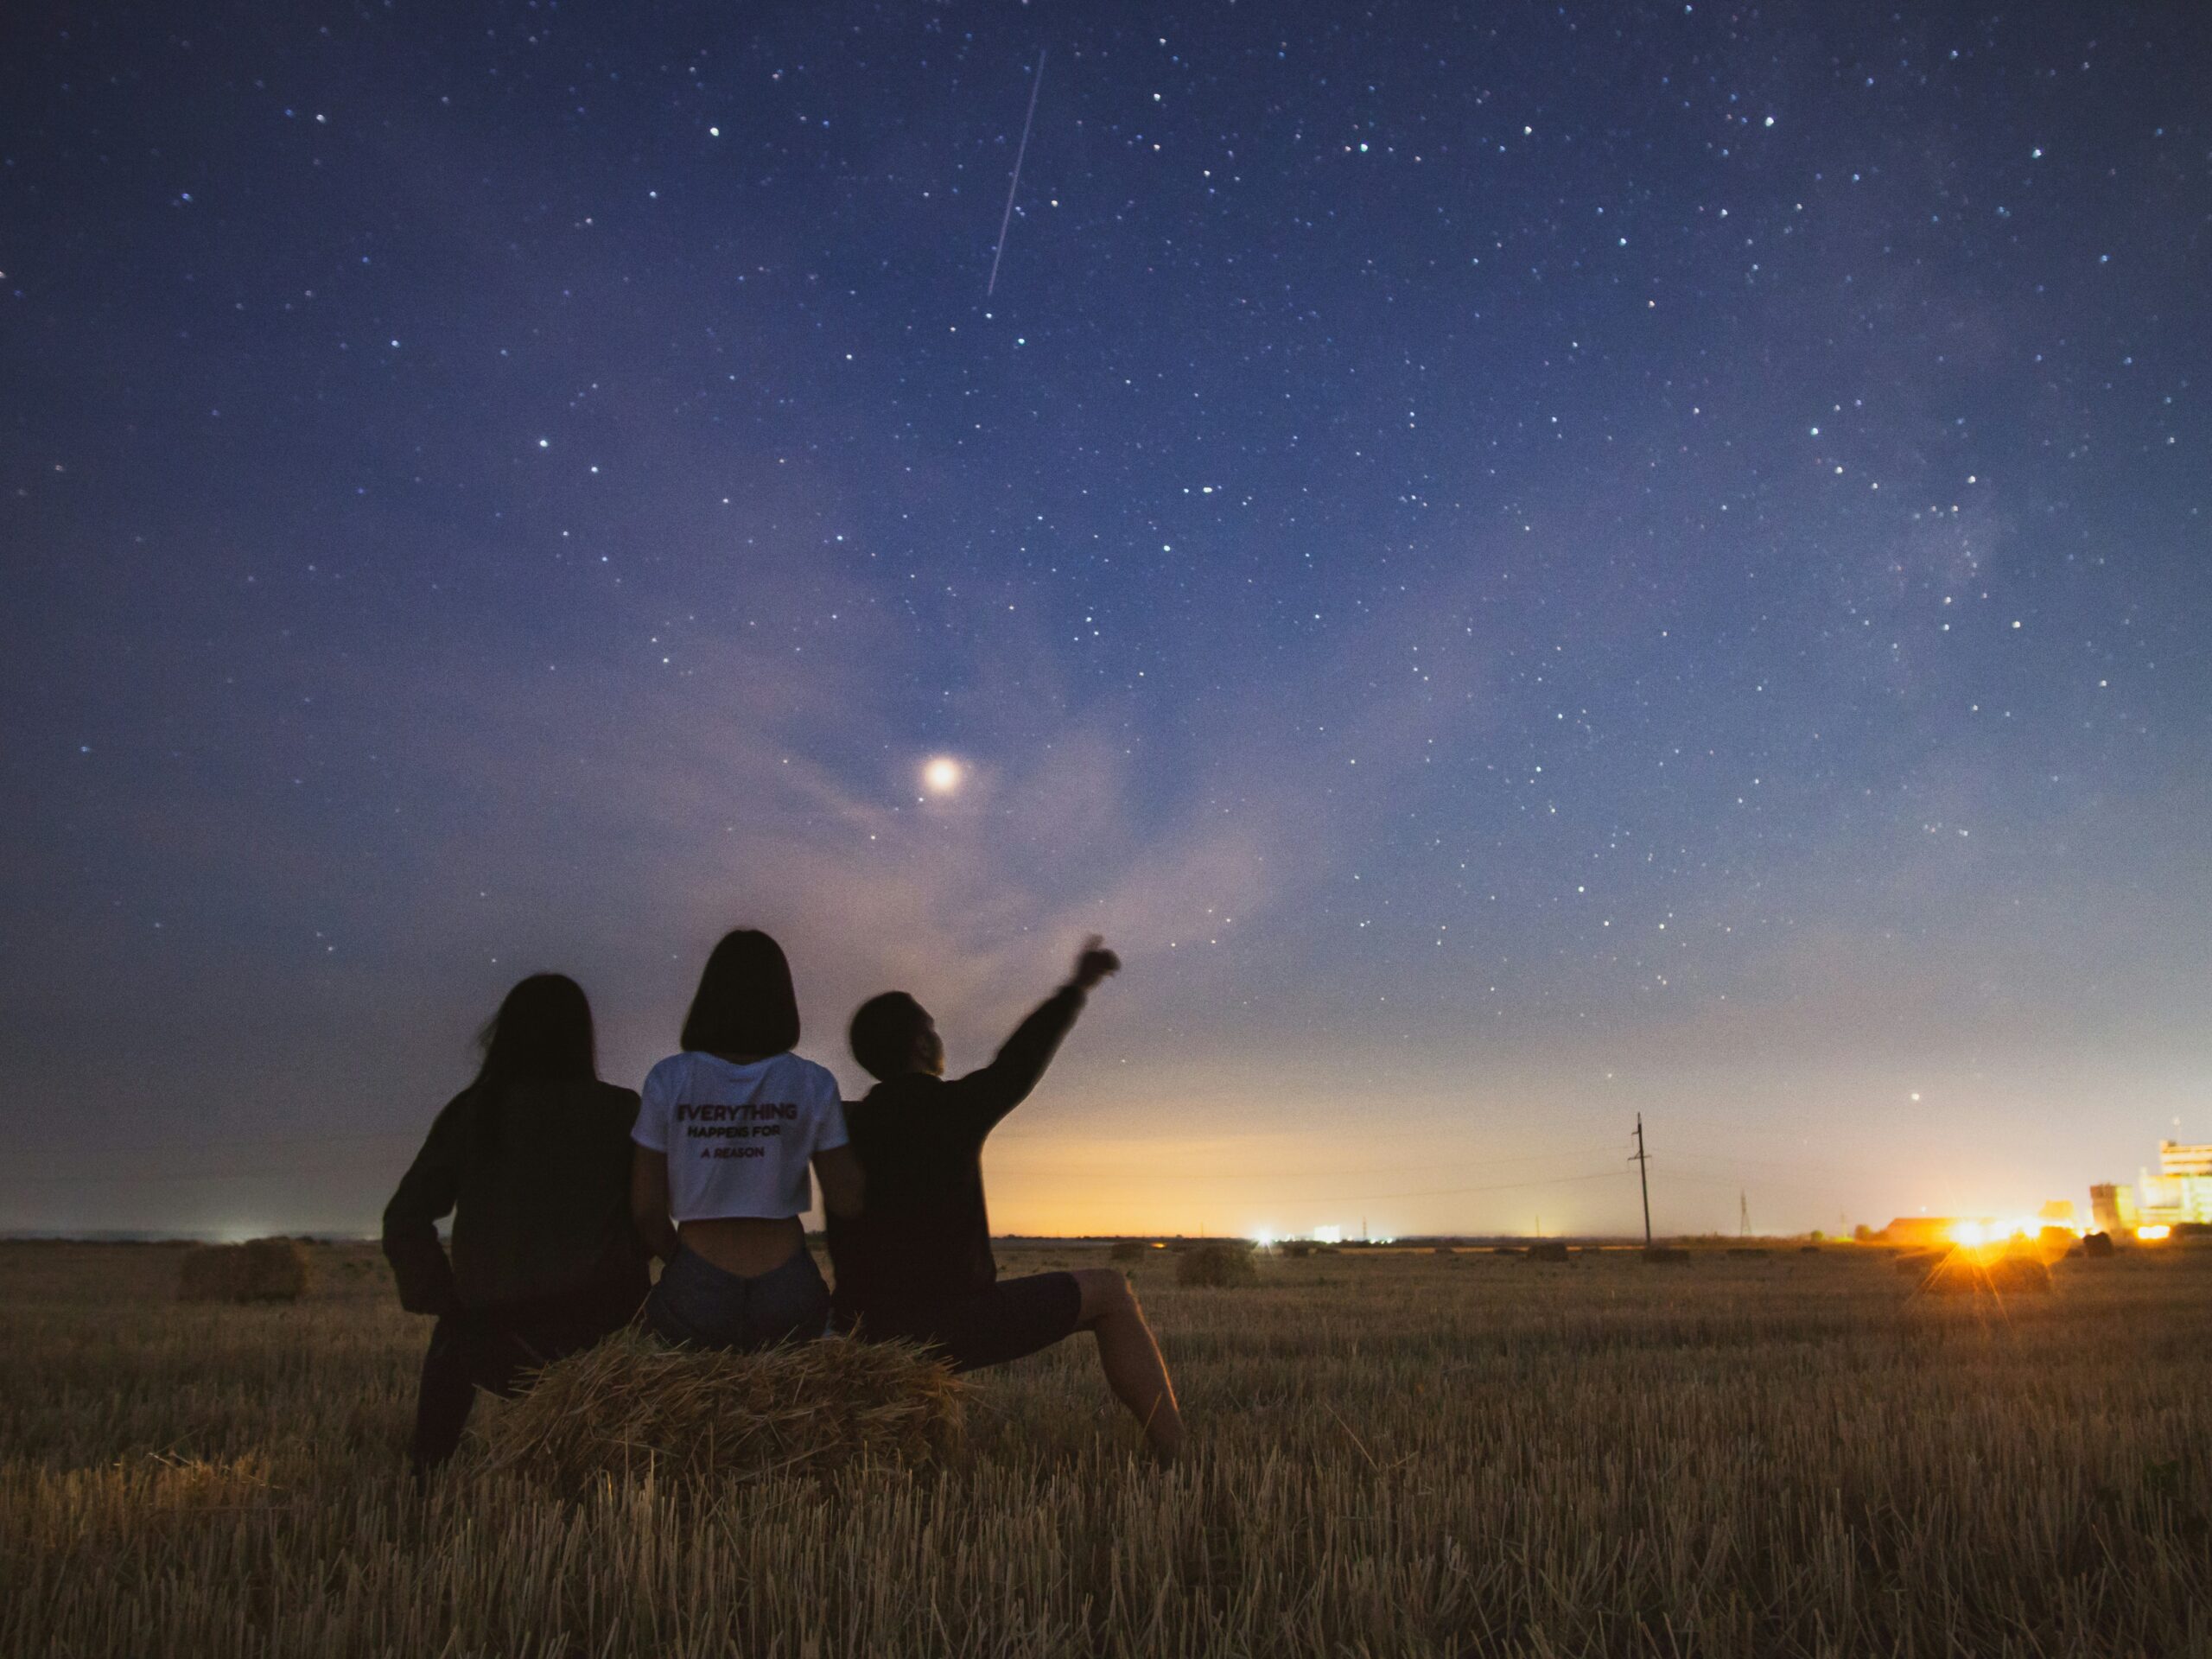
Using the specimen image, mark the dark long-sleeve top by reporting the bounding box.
[828,985,1084,1319]
[382,1077,648,1316]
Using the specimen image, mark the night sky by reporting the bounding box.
[4,3,2207,1241]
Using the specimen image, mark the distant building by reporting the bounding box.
[2089,1183,2138,1235]
[2133,1141,2212,1227]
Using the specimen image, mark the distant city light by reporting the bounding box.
[2137,1224,2171,1242]
[1313,1224,1343,1245]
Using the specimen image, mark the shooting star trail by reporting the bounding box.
[986,48,1046,297]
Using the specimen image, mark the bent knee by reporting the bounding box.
[1071,1267,1136,1321]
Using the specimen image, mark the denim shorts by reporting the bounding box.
[646,1245,830,1351]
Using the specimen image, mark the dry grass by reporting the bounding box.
[3,1238,2209,1656]
[175,1237,309,1303]
[482,1328,964,1491]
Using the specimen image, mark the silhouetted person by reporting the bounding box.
[830,938,1185,1461]
[630,929,864,1348]
[384,973,647,1471]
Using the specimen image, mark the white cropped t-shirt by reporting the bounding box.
[632,1052,849,1223]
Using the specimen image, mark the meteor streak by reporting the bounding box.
[987,48,1046,297]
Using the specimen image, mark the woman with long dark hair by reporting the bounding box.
[630,929,863,1349]
[384,973,647,1470]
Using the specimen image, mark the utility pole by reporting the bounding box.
[1633,1113,1654,1249]
[1739,1190,1751,1238]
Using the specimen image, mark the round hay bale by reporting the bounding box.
[1109,1240,1146,1263]
[1918,1249,2053,1296]
[482,1331,964,1490]
[176,1238,309,1304]
[1524,1241,1570,1263]
[1174,1242,1258,1287]
[2080,1230,2116,1259]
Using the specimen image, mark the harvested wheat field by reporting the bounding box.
[3,1239,2209,1657]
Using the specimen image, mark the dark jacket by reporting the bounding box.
[383,1077,648,1315]
[829,985,1084,1318]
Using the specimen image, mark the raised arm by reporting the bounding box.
[381,1091,474,1316]
[957,938,1121,1131]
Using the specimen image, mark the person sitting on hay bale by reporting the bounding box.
[629,930,865,1351]
[831,938,1185,1463]
[384,973,650,1471]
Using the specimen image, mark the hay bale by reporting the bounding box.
[1175,1243,1258,1287]
[1524,1241,1570,1263]
[1916,1249,2052,1296]
[2080,1230,2116,1259]
[1109,1240,1146,1262]
[481,1331,963,1490]
[176,1238,309,1304]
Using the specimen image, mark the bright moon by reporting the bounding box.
[921,756,963,796]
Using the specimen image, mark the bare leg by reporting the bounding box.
[1071,1268,1185,1462]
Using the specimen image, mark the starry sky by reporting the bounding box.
[3,3,2207,1241]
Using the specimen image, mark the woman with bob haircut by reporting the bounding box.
[630,929,863,1349]
[384,972,648,1470]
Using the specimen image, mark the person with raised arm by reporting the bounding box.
[830,938,1184,1462]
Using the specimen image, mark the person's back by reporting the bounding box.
[441,1077,647,1308]
[382,973,646,1471]
[628,930,864,1351]
[830,1059,1030,1319]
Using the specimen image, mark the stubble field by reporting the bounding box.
[3,1238,2208,1657]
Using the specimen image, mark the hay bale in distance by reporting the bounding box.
[1175,1242,1258,1287]
[176,1238,309,1304]
[482,1331,963,1490]
[1524,1241,1570,1263]
[1916,1249,2053,1296]
[2080,1231,2116,1259]
[1109,1240,1146,1263]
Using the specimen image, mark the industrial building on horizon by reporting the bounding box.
[2091,1140,2212,1235]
